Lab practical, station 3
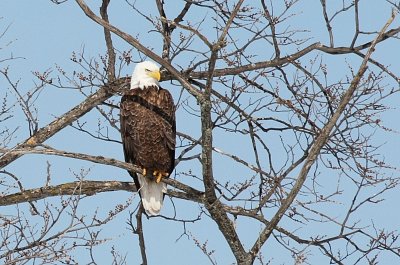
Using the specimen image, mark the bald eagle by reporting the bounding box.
[120,61,176,216]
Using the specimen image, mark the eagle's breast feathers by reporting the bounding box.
[120,85,176,175]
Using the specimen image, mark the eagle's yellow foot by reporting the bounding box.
[142,168,147,177]
[153,171,169,183]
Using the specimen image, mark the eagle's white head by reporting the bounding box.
[130,61,161,90]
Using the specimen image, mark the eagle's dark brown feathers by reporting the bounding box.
[120,85,176,190]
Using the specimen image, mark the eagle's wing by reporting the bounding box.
[120,93,141,189]
[159,88,176,174]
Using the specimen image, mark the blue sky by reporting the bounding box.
[1,1,400,264]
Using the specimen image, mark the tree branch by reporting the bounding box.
[0,179,205,207]
[0,180,135,206]
[100,0,116,81]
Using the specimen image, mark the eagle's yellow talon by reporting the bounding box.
[156,173,162,183]
[142,168,147,176]
[155,172,169,183]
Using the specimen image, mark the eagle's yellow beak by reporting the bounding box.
[148,70,161,81]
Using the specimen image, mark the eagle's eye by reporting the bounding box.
[145,68,150,72]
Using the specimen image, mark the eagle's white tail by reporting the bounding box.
[137,174,167,216]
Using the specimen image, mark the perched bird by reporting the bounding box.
[120,61,176,215]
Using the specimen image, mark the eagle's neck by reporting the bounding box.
[130,77,159,90]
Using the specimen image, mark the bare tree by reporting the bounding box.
[1,1,400,264]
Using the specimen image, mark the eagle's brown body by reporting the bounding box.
[120,84,175,215]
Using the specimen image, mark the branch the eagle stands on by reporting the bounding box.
[1,1,400,264]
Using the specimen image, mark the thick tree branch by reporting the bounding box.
[0,180,135,206]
